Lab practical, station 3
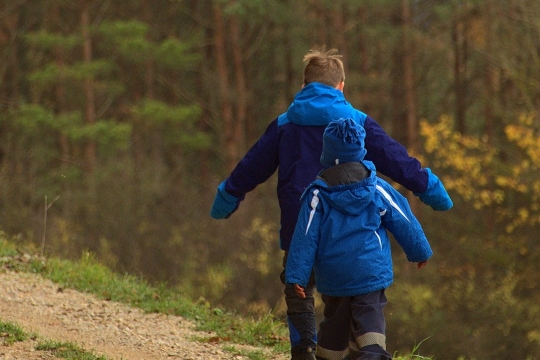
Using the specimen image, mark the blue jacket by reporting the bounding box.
[223,83,429,250]
[285,161,432,297]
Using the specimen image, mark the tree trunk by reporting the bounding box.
[142,0,155,100]
[401,0,420,216]
[284,23,295,104]
[51,4,70,168]
[391,9,407,146]
[81,1,97,172]
[483,4,494,145]
[197,1,213,187]
[482,1,496,239]
[355,7,371,113]
[1,8,20,109]
[331,5,346,72]
[452,15,467,134]
[213,3,236,171]
[230,15,246,156]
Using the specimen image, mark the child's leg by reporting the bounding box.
[348,290,392,360]
[284,282,317,359]
[281,252,317,359]
[315,295,351,360]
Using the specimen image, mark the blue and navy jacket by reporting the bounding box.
[224,82,428,250]
[285,161,432,297]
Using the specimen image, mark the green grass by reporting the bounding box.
[394,339,433,359]
[0,319,110,359]
[223,344,272,360]
[0,321,30,345]
[0,233,434,359]
[35,340,109,360]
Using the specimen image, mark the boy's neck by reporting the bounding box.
[301,81,345,93]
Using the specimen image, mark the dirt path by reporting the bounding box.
[0,270,287,360]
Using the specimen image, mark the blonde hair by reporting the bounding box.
[303,46,345,87]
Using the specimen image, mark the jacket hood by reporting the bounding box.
[314,161,377,216]
[286,83,355,126]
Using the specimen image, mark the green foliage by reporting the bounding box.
[11,103,56,134]
[12,104,131,149]
[97,20,148,40]
[97,20,152,63]
[96,20,200,69]
[27,63,62,87]
[220,0,263,17]
[67,120,131,148]
[0,233,19,257]
[131,99,200,125]
[24,31,80,50]
[131,99,208,149]
[155,38,200,69]
[68,60,117,80]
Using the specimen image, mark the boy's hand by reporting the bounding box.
[415,168,453,211]
[417,261,428,269]
[210,180,240,219]
[294,284,306,298]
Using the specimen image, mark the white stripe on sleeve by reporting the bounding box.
[375,185,410,222]
[305,189,320,235]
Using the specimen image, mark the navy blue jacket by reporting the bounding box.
[224,82,428,250]
[285,161,432,296]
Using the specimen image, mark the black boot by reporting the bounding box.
[291,347,316,360]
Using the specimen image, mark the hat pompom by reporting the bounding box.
[329,118,364,144]
[320,118,366,166]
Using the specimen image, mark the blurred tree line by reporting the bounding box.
[0,0,539,359]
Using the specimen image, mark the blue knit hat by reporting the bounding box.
[320,118,367,166]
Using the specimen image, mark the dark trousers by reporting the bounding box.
[317,290,392,360]
[281,253,317,357]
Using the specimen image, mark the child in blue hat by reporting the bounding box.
[285,118,432,360]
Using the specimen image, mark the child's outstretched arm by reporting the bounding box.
[376,179,433,263]
[363,116,453,211]
[210,120,280,219]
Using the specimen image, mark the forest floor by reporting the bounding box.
[0,270,288,360]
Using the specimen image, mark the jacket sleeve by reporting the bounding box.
[224,119,280,198]
[285,188,321,287]
[363,116,428,194]
[376,179,433,263]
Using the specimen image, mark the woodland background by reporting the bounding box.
[1,1,539,359]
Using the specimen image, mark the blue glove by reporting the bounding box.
[210,180,240,219]
[414,168,453,211]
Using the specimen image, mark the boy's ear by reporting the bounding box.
[336,81,345,92]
